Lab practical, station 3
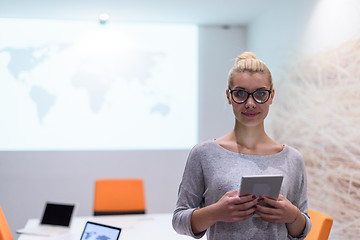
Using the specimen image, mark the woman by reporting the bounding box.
[172,52,311,239]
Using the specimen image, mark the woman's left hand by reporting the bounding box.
[254,194,298,224]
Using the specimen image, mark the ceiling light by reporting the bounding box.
[98,13,110,25]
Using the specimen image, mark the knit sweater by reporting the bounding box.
[172,140,311,240]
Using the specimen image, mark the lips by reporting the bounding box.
[242,112,259,117]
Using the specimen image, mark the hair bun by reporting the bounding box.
[236,52,257,62]
[227,51,273,89]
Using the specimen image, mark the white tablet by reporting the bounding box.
[239,174,283,199]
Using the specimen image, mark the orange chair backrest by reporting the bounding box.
[305,209,333,240]
[94,179,146,216]
[0,205,13,240]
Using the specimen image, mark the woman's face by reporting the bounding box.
[226,71,274,128]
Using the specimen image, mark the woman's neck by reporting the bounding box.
[216,122,280,155]
[233,122,267,147]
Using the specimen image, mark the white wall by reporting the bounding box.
[247,0,319,137]
[247,0,318,82]
[0,25,246,238]
[198,25,246,141]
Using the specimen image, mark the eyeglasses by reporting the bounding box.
[228,89,272,104]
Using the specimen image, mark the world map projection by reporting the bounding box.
[0,18,198,150]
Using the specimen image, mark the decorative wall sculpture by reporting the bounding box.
[269,38,360,239]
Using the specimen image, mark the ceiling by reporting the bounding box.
[0,0,279,25]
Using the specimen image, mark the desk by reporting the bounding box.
[18,213,203,240]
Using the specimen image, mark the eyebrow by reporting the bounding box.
[232,86,268,91]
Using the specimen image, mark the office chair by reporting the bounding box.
[305,208,333,240]
[0,205,13,240]
[94,178,146,216]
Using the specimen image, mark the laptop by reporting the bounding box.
[17,202,76,237]
[80,221,122,240]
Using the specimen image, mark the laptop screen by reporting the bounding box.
[41,202,75,226]
[80,221,121,240]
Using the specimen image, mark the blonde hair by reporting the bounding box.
[227,52,273,89]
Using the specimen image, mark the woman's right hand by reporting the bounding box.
[213,190,257,222]
[191,190,257,234]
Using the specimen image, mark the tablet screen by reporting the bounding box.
[41,202,75,226]
[80,221,121,240]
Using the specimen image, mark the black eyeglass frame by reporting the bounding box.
[228,89,272,104]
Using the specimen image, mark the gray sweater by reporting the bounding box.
[172,140,311,240]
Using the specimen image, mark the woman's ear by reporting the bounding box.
[226,89,231,104]
[269,88,275,104]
